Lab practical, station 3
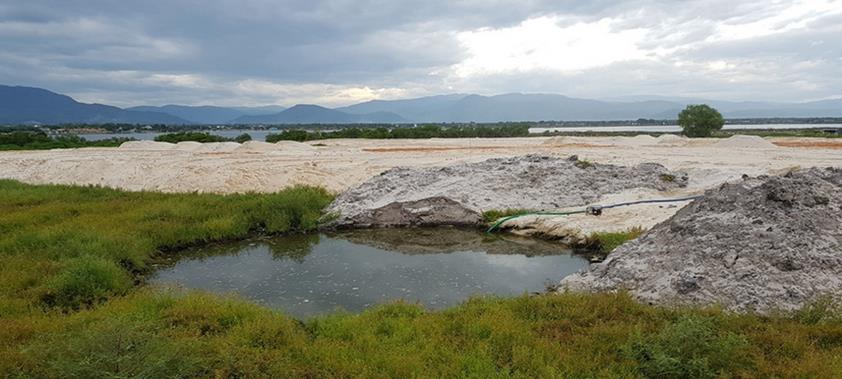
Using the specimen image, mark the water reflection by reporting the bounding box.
[150,228,587,318]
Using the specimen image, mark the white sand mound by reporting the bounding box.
[235,141,279,152]
[714,135,777,149]
[656,134,688,146]
[119,141,177,150]
[174,141,203,151]
[603,135,658,147]
[541,136,570,145]
[196,142,241,153]
[274,141,316,152]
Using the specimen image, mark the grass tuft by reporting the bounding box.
[481,208,534,225]
[41,255,132,309]
[581,226,645,254]
[660,173,676,182]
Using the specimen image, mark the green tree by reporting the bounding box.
[678,104,725,137]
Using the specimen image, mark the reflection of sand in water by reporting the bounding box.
[330,228,573,257]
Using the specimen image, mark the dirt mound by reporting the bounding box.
[275,141,316,152]
[623,135,659,146]
[119,141,177,150]
[196,142,240,153]
[327,155,688,227]
[656,134,688,146]
[561,167,842,313]
[235,141,278,152]
[541,136,571,145]
[174,141,203,151]
[714,135,777,149]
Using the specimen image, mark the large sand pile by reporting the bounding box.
[196,142,241,153]
[174,141,203,151]
[119,141,177,150]
[561,167,842,312]
[714,135,777,149]
[275,141,316,152]
[235,141,278,152]
[656,134,688,146]
[619,135,659,146]
[327,155,688,227]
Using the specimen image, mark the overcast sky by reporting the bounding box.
[1,0,840,107]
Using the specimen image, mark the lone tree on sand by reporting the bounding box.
[678,104,724,137]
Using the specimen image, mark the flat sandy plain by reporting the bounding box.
[0,135,839,236]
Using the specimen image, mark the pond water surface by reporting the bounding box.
[150,228,588,318]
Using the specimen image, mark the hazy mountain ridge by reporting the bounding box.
[0,85,189,125]
[232,104,407,124]
[2,84,841,125]
[128,104,289,123]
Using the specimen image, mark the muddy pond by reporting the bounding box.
[151,228,588,318]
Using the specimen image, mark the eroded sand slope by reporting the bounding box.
[561,168,842,312]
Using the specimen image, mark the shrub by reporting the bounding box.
[41,255,132,309]
[266,130,310,142]
[660,174,676,182]
[627,315,751,378]
[264,124,531,142]
[0,131,132,151]
[574,159,594,169]
[678,104,725,138]
[233,133,252,143]
[154,132,229,143]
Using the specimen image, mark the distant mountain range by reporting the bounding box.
[2,84,841,125]
[0,85,188,125]
[232,104,406,124]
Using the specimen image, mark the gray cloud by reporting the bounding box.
[0,0,839,106]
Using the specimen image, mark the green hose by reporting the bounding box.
[484,195,704,234]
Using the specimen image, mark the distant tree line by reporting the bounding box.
[265,124,531,142]
[154,132,252,143]
[0,131,133,151]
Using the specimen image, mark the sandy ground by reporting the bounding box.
[0,136,839,235]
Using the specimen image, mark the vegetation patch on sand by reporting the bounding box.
[155,131,252,143]
[2,181,842,377]
[581,226,646,254]
[481,208,536,225]
[0,130,132,151]
[266,124,530,142]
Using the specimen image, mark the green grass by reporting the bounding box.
[660,174,676,182]
[2,181,842,377]
[582,227,646,254]
[481,208,535,225]
[0,180,333,311]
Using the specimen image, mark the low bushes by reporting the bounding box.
[154,132,252,143]
[0,131,132,151]
[42,255,132,309]
[266,124,530,142]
